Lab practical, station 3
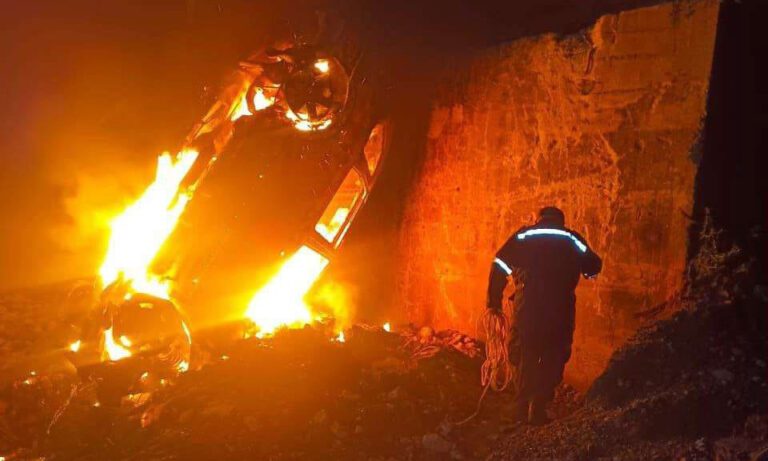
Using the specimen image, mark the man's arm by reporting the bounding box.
[487,236,520,310]
[579,236,602,279]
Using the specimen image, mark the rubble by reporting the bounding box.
[0,283,579,460]
[1,226,764,461]
[401,326,481,360]
[421,433,454,453]
[489,295,767,461]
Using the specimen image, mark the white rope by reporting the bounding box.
[455,309,515,425]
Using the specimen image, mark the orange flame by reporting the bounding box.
[244,246,329,337]
[315,207,350,243]
[98,149,198,362]
[103,326,132,361]
[231,87,276,122]
[99,149,198,299]
[285,109,333,132]
[314,59,330,74]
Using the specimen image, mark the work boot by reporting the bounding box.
[528,399,551,426]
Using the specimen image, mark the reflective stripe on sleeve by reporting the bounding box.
[515,228,588,253]
[493,257,513,275]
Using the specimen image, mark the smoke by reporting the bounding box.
[0,2,203,290]
[0,0,333,291]
[309,278,359,332]
[0,118,166,290]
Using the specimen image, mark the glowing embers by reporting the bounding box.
[68,339,82,353]
[314,59,330,74]
[285,110,333,132]
[315,169,365,246]
[99,149,199,299]
[244,246,329,337]
[515,228,587,253]
[364,122,387,175]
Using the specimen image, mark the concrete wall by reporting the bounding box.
[395,0,719,388]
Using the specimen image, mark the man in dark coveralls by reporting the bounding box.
[487,206,602,425]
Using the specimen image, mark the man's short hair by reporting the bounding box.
[538,206,565,224]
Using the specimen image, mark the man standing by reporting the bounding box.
[487,206,602,425]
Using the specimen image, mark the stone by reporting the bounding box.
[418,326,434,341]
[386,387,402,400]
[711,369,735,384]
[244,416,260,431]
[312,409,327,424]
[422,433,454,453]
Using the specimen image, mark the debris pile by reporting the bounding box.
[401,326,482,360]
[1,221,764,461]
[0,284,581,460]
[489,220,767,460]
[0,328,502,460]
[489,295,767,460]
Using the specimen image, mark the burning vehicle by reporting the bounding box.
[3,1,768,459]
[76,38,392,382]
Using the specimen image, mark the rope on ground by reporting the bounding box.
[454,309,514,425]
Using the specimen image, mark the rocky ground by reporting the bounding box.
[491,296,767,461]
[0,281,575,460]
[0,278,765,460]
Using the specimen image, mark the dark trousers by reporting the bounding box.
[509,303,574,405]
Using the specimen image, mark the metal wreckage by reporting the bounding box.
[68,36,394,402]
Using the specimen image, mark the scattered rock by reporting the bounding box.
[312,409,327,424]
[711,369,735,384]
[386,386,402,400]
[422,433,454,453]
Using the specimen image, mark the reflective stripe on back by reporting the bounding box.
[515,228,587,253]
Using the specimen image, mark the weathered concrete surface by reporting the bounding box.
[395,1,719,388]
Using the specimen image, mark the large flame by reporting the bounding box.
[244,246,329,337]
[99,149,199,299]
[97,67,347,351]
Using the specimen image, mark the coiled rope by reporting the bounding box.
[454,308,515,425]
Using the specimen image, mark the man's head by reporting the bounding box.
[537,206,565,226]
